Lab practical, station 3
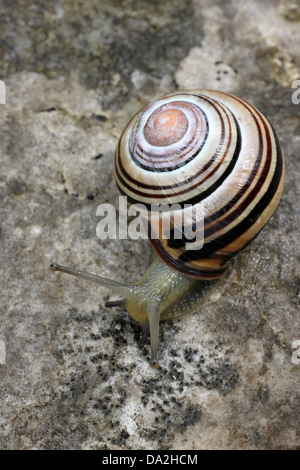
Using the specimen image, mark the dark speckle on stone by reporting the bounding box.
[256,385,270,404]
[39,107,57,112]
[197,360,240,395]
[8,178,29,195]
[92,114,108,122]
[179,404,202,430]
[184,347,197,363]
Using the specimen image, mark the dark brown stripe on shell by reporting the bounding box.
[115,95,233,203]
[131,104,207,170]
[176,123,282,266]
[168,94,274,251]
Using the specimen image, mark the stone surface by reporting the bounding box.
[0,0,299,450]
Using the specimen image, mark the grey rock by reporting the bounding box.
[0,0,299,450]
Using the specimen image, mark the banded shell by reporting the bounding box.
[115,90,285,280]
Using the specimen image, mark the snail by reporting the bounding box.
[51,90,285,368]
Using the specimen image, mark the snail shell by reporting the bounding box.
[115,90,285,279]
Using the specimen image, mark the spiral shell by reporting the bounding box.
[115,90,285,280]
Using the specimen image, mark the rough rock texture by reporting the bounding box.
[0,0,299,450]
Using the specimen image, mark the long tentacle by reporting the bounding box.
[147,301,161,368]
[50,263,134,299]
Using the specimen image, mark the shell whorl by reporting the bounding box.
[115,90,285,280]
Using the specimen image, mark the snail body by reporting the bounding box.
[51,90,285,367]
